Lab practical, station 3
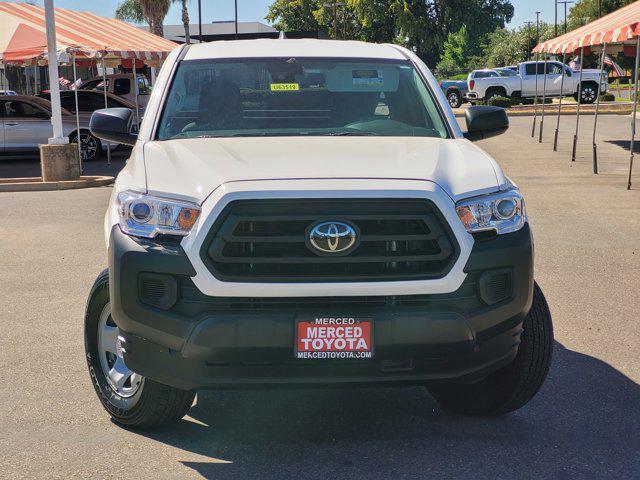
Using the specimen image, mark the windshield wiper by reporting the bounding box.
[324,130,377,136]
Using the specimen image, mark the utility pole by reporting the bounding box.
[554,0,558,37]
[558,1,574,34]
[598,0,602,18]
[234,0,238,40]
[536,11,541,44]
[524,21,533,61]
[198,0,202,42]
[323,2,345,39]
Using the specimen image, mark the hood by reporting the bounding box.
[143,136,504,204]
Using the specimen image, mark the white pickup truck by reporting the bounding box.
[84,39,553,429]
[467,60,608,104]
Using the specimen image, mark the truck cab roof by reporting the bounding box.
[184,39,407,61]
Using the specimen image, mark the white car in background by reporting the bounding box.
[467,60,608,103]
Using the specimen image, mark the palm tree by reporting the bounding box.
[180,0,190,44]
[115,0,177,38]
[139,0,171,37]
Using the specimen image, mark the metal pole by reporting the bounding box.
[532,12,541,138]
[234,0,238,40]
[44,0,66,144]
[532,53,540,137]
[72,51,82,173]
[539,54,549,143]
[132,60,140,128]
[101,56,111,165]
[25,67,31,95]
[572,47,585,161]
[628,36,640,189]
[524,22,533,61]
[198,0,202,43]
[554,53,567,151]
[592,43,607,174]
[554,0,558,37]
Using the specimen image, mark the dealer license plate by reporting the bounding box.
[295,317,373,360]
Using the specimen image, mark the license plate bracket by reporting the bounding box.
[295,317,374,360]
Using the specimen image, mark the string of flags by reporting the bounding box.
[568,55,624,76]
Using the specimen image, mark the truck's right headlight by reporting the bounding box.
[116,190,201,238]
[455,188,526,234]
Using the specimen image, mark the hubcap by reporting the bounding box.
[582,87,596,102]
[97,303,143,400]
[448,93,458,107]
[72,134,98,160]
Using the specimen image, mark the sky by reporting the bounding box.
[4,0,559,29]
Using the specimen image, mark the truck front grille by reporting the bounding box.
[200,199,459,282]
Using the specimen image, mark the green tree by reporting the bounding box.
[266,0,321,32]
[266,0,515,67]
[116,0,145,24]
[435,26,471,77]
[479,23,556,68]
[116,0,190,41]
[567,0,635,30]
[393,0,514,67]
[115,0,171,37]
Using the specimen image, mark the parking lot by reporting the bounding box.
[1,114,639,479]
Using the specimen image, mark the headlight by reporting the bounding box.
[116,190,200,238]
[455,188,526,234]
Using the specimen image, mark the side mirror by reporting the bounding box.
[463,105,509,141]
[89,108,137,146]
[565,69,573,77]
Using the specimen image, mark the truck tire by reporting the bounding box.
[84,269,195,429]
[578,82,598,104]
[446,89,463,108]
[428,282,553,416]
[70,130,102,161]
[485,87,507,102]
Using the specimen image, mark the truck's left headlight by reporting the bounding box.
[116,190,200,238]
[455,188,526,234]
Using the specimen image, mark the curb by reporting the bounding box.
[0,175,115,192]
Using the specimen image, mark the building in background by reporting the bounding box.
[145,21,325,43]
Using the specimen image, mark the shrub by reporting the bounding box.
[600,92,615,102]
[450,73,469,80]
[487,95,513,108]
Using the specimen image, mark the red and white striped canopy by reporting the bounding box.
[0,2,178,65]
[533,0,640,54]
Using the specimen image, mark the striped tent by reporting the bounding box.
[533,0,640,54]
[0,2,178,65]
[531,1,640,190]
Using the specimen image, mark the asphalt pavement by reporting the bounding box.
[0,113,639,479]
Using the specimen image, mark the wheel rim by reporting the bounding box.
[72,133,98,160]
[581,87,596,102]
[448,93,459,107]
[97,303,143,400]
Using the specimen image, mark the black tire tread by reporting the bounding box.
[428,282,553,416]
[85,269,195,429]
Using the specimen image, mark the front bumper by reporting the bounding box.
[108,224,534,390]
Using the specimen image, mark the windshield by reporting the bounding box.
[156,57,449,140]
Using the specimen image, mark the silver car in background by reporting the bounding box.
[1,93,135,160]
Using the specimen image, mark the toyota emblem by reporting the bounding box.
[308,221,358,255]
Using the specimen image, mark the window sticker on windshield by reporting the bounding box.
[352,70,383,87]
[270,83,300,91]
